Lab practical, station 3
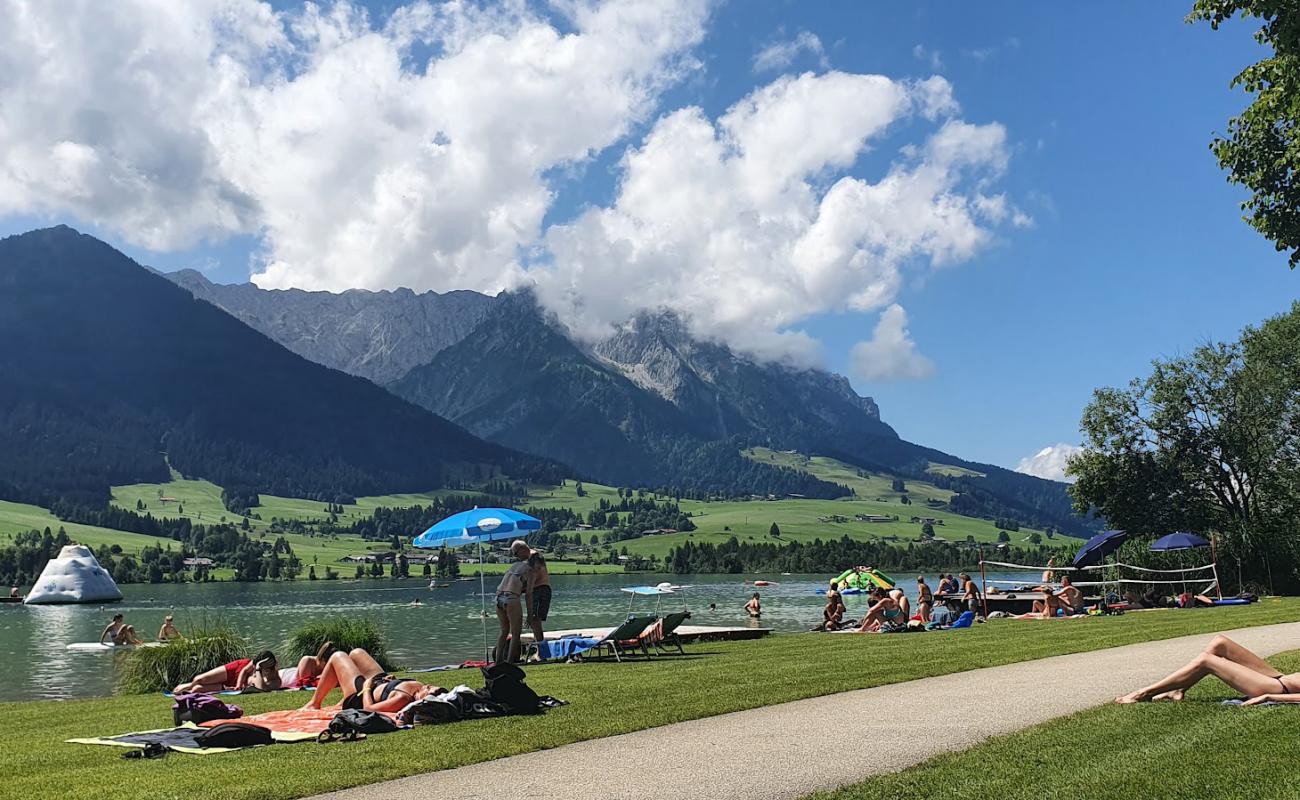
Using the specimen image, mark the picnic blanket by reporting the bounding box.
[197,707,402,735]
[67,724,317,754]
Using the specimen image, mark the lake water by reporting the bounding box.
[0,570,1031,702]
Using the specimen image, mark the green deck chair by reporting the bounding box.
[594,615,658,662]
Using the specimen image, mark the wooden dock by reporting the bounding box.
[524,624,772,644]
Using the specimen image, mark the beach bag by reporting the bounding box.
[172,693,242,726]
[194,722,272,748]
[482,663,542,715]
[329,709,398,735]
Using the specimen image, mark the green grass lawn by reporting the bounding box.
[811,648,1300,800]
[526,453,1055,561]
[0,499,167,551]
[5,601,1298,800]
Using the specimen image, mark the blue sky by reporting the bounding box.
[2,1,1293,475]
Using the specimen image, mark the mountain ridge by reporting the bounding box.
[0,226,563,507]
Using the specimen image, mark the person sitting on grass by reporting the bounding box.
[1021,587,1067,619]
[858,588,902,632]
[301,647,440,711]
[100,612,143,646]
[279,641,335,689]
[746,592,762,618]
[1116,635,1300,705]
[157,615,183,643]
[890,587,911,620]
[1057,576,1083,614]
[174,651,281,694]
[822,582,845,630]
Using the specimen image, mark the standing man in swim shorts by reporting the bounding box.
[494,540,536,664]
[525,545,552,648]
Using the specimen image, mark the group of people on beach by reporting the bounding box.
[169,641,443,712]
[818,571,983,632]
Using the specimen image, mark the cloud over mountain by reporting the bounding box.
[1015,443,1084,483]
[0,0,1022,369]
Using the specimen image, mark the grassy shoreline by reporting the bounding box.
[5,601,1298,800]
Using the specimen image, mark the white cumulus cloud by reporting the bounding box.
[535,72,1018,362]
[0,1,1025,369]
[1015,443,1084,483]
[848,304,934,381]
[752,30,827,73]
[0,0,711,294]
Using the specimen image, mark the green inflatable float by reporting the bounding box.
[832,567,895,591]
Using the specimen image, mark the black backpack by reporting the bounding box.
[329,709,399,735]
[194,722,273,749]
[482,663,543,715]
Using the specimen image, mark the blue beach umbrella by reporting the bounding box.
[412,507,541,661]
[1071,529,1128,569]
[1149,532,1210,552]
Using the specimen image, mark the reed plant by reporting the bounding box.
[283,617,394,671]
[114,624,248,695]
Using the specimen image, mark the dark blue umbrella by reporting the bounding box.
[1071,529,1128,568]
[1149,532,1210,552]
[412,507,541,661]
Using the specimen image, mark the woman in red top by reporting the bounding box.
[173,650,279,694]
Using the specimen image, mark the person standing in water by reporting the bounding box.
[100,613,143,646]
[745,592,762,618]
[525,546,552,647]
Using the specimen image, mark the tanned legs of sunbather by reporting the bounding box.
[300,647,437,711]
[1116,635,1300,705]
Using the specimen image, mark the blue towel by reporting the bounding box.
[949,611,974,629]
[535,637,601,660]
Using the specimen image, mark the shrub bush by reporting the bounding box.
[283,617,393,671]
[115,625,248,695]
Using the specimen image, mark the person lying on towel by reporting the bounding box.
[301,647,442,712]
[1117,635,1300,705]
[174,651,281,694]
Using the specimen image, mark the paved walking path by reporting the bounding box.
[314,621,1300,800]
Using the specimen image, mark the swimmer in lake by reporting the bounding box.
[745,592,761,618]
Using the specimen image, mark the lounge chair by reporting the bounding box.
[649,610,692,655]
[593,615,658,662]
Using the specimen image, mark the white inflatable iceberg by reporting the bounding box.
[24,545,123,604]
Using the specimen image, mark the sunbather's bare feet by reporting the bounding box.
[1115,690,1150,704]
[1151,689,1185,702]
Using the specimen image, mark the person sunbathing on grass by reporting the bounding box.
[174,651,281,694]
[857,588,902,632]
[1116,635,1300,705]
[1019,587,1067,619]
[301,647,441,712]
[278,641,335,689]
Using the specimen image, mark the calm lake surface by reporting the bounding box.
[0,571,1029,702]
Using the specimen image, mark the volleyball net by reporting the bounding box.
[977,559,1221,598]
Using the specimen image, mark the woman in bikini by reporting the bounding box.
[100,613,144,646]
[1116,635,1300,705]
[173,651,280,694]
[857,588,901,632]
[745,592,762,618]
[301,647,440,712]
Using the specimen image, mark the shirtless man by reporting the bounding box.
[1057,576,1083,614]
[494,541,536,663]
[745,593,762,618]
[960,573,981,617]
[525,547,552,647]
[916,576,933,622]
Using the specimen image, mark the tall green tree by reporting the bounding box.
[1191,1,1300,265]
[1069,302,1300,588]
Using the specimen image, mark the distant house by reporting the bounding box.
[786,493,806,499]
[575,524,595,531]
[856,514,894,523]
[182,557,215,568]
[341,553,394,564]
